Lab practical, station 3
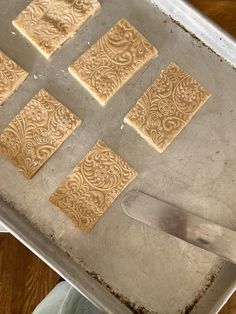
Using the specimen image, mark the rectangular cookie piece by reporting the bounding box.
[0,89,81,178]
[49,140,137,232]
[69,18,158,105]
[12,0,100,59]
[124,63,211,153]
[0,50,28,106]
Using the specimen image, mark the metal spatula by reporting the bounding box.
[122,191,236,264]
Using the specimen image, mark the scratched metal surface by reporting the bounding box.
[0,0,236,313]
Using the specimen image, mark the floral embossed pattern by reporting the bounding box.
[12,0,100,59]
[69,18,158,105]
[0,89,81,178]
[0,51,28,106]
[49,140,137,232]
[124,63,211,152]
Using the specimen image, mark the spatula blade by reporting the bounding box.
[122,191,236,264]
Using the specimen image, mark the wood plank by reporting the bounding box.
[189,0,236,37]
[0,234,60,314]
[220,297,236,314]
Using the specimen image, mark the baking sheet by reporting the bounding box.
[0,0,236,313]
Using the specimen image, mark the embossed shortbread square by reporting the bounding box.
[0,51,28,106]
[49,140,137,232]
[69,18,158,105]
[124,63,211,152]
[0,89,81,178]
[12,0,100,59]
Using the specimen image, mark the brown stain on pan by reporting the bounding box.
[86,265,222,314]
[180,265,223,314]
[4,198,223,314]
[162,16,236,71]
[86,270,151,314]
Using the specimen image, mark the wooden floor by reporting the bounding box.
[0,1,236,314]
[189,0,236,37]
[0,234,61,314]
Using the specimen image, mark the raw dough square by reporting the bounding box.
[0,89,81,178]
[12,0,100,59]
[124,63,211,152]
[0,51,28,106]
[49,140,137,232]
[69,18,158,105]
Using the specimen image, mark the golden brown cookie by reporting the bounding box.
[69,18,158,105]
[0,51,28,106]
[124,63,211,152]
[0,89,81,178]
[49,140,137,232]
[12,0,100,58]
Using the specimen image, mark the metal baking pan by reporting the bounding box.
[1,0,236,313]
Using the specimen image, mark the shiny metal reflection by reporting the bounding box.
[122,191,236,264]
